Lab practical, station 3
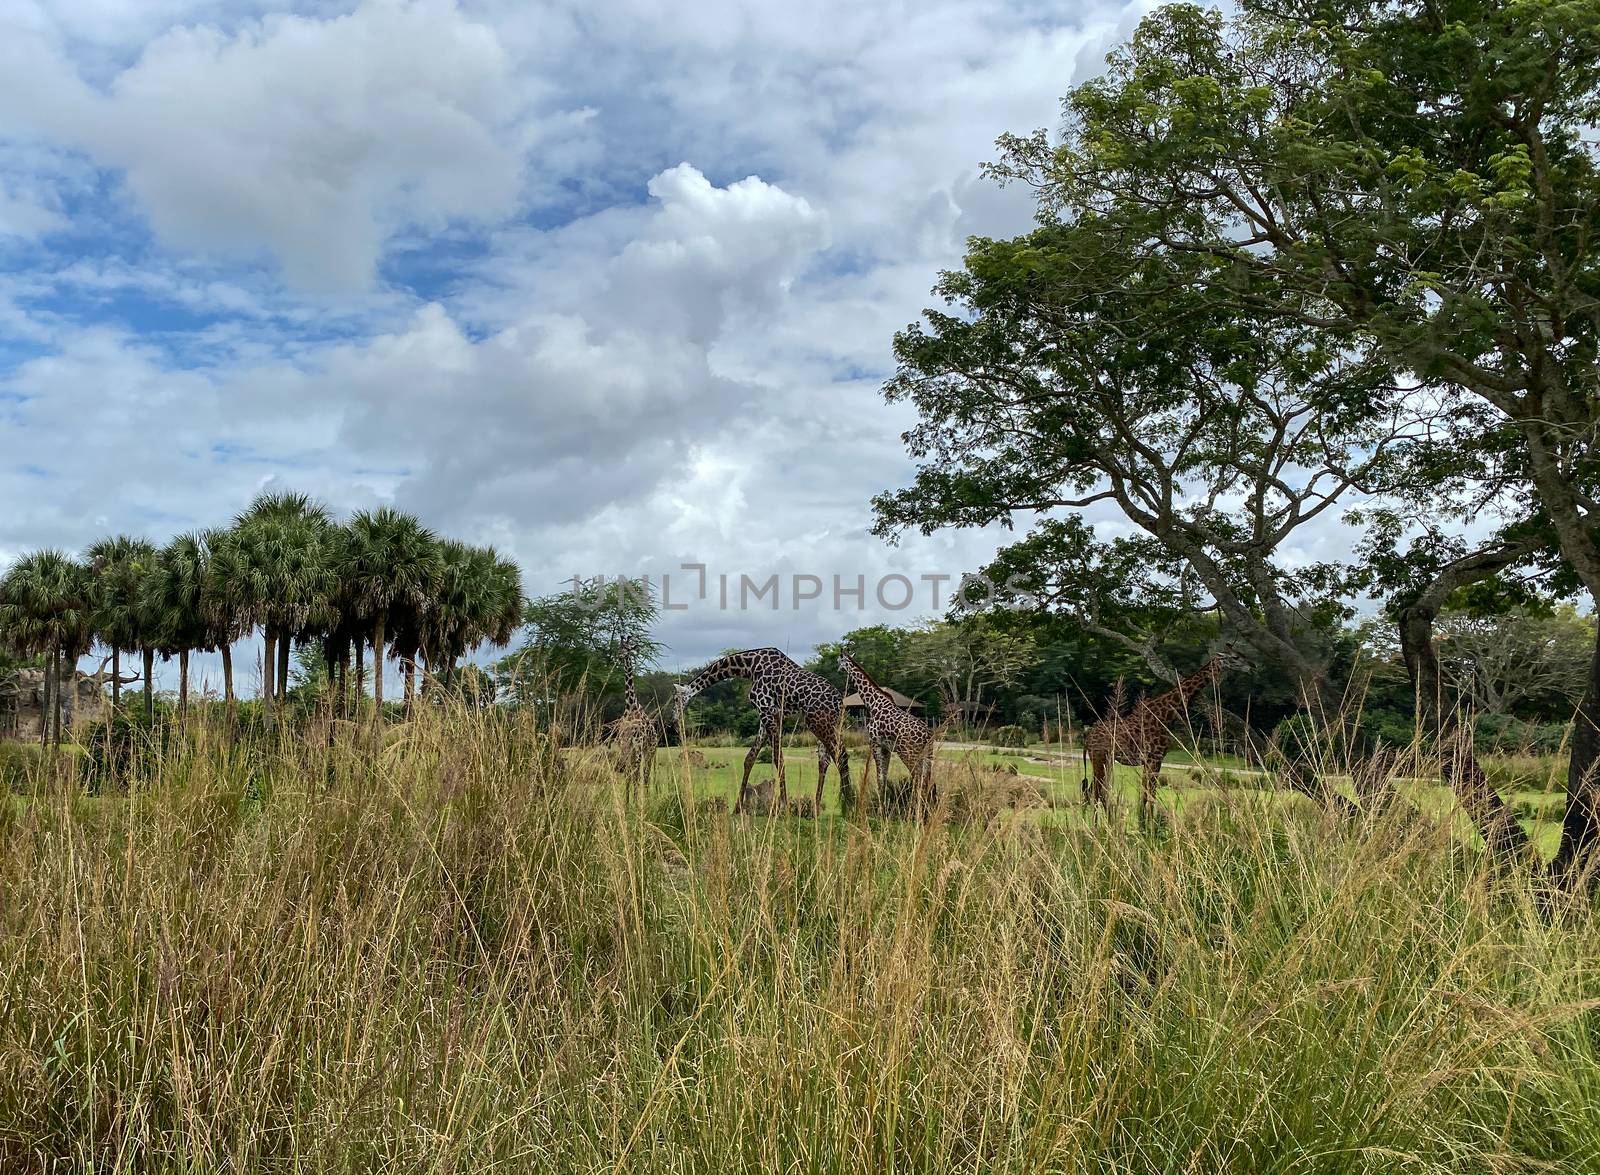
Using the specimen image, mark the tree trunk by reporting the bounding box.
[372,612,386,719]
[262,626,277,724]
[39,651,52,749]
[1551,623,1600,887]
[142,648,154,726]
[355,643,365,709]
[323,639,338,716]
[403,650,416,715]
[222,643,236,729]
[55,649,66,747]
[1399,603,1532,862]
[340,640,353,717]
[178,649,190,725]
[278,633,292,704]
[111,647,121,710]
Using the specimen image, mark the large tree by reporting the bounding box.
[496,576,658,716]
[0,550,93,747]
[420,541,524,697]
[903,619,1038,730]
[86,536,159,719]
[141,533,213,724]
[872,223,1412,731]
[237,491,335,708]
[209,515,332,724]
[340,508,441,719]
[974,0,1600,874]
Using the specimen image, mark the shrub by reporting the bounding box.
[0,742,47,794]
[990,725,1029,748]
[79,713,168,791]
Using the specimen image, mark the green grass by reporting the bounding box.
[1,712,1597,1171]
[663,743,1569,855]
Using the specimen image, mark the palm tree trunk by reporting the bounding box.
[403,650,416,715]
[323,639,337,715]
[222,643,236,728]
[278,633,291,704]
[142,648,154,725]
[178,649,190,725]
[53,649,65,748]
[39,652,52,749]
[111,647,122,710]
[263,626,277,723]
[340,640,353,717]
[372,612,386,719]
[354,643,365,708]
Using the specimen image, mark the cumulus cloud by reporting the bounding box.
[323,164,826,529]
[3,0,554,291]
[0,0,1170,674]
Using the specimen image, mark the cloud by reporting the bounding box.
[325,164,828,527]
[3,0,553,291]
[0,0,1174,678]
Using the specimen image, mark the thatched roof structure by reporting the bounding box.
[843,687,923,712]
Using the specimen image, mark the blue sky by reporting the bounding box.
[0,0,1170,690]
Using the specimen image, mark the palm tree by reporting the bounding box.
[218,516,333,724]
[420,544,523,703]
[340,508,441,718]
[0,550,93,747]
[142,533,211,724]
[236,491,334,707]
[315,524,370,718]
[201,527,250,722]
[87,536,158,714]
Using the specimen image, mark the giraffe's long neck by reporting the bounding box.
[679,651,762,701]
[623,669,640,711]
[1157,658,1222,717]
[844,661,894,720]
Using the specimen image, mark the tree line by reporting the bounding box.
[870,0,1600,881]
[0,491,523,746]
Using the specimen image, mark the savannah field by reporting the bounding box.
[1,710,1597,1173]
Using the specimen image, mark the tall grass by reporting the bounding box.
[1,708,1598,1172]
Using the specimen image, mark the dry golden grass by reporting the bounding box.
[0,706,1597,1172]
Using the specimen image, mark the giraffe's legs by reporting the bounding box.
[1138,760,1159,831]
[1088,752,1110,811]
[814,740,830,812]
[874,741,892,809]
[904,750,935,821]
[836,740,853,814]
[737,717,772,814]
[771,720,787,805]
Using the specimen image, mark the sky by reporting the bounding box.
[0,0,1166,692]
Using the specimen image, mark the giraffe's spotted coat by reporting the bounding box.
[605,637,658,792]
[675,648,851,814]
[842,653,936,819]
[1083,649,1242,826]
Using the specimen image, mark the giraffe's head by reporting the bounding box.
[1210,641,1250,672]
[840,652,869,688]
[672,682,694,730]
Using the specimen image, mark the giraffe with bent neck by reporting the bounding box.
[1083,647,1244,828]
[674,648,851,814]
[841,653,937,820]
[605,636,657,793]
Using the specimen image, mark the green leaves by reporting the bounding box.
[0,550,93,659]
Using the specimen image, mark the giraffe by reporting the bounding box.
[1082,645,1246,828]
[604,637,657,793]
[674,648,851,814]
[841,653,938,820]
